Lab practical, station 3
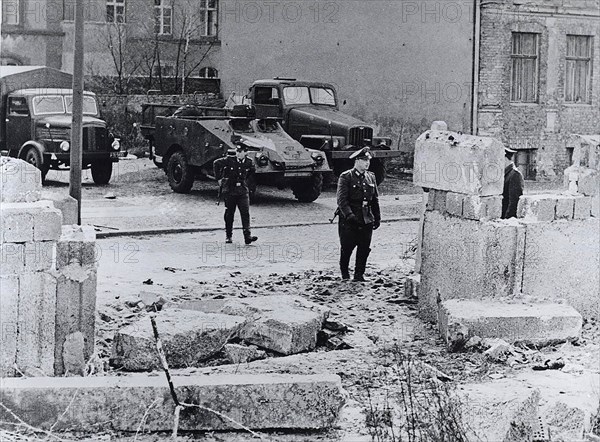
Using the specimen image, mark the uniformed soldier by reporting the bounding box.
[502,147,524,219]
[213,143,258,244]
[336,147,381,281]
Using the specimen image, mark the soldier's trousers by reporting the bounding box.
[338,217,373,277]
[224,192,251,238]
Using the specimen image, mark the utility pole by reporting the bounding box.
[70,0,85,224]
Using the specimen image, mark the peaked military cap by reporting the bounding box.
[504,146,517,154]
[350,146,372,161]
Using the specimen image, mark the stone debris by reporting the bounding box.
[111,309,247,371]
[0,373,346,431]
[223,343,266,364]
[483,338,511,362]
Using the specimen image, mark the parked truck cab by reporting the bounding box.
[0,66,121,184]
[248,78,399,183]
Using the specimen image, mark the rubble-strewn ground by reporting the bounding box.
[16,158,598,441]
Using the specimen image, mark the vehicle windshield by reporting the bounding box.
[282,86,336,106]
[229,119,254,133]
[256,119,280,133]
[32,95,98,116]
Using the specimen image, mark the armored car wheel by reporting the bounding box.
[91,161,113,185]
[166,151,194,193]
[292,172,323,203]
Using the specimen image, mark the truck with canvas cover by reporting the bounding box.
[0,66,122,184]
[247,78,401,184]
[143,104,330,202]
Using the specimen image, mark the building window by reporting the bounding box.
[565,35,593,103]
[510,32,539,103]
[153,64,175,77]
[107,0,125,23]
[200,0,218,36]
[154,0,172,35]
[199,67,218,78]
[2,0,19,25]
[515,149,537,180]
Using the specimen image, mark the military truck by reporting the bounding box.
[142,104,330,202]
[0,66,122,184]
[246,78,400,184]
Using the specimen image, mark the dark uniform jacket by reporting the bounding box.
[337,169,381,225]
[502,163,524,219]
[213,156,256,196]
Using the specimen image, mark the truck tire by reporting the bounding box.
[166,151,194,193]
[24,147,49,183]
[91,161,113,185]
[370,158,387,185]
[292,173,323,202]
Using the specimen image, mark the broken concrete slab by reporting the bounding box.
[44,194,77,225]
[439,299,582,347]
[0,373,346,431]
[413,130,505,196]
[111,309,247,371]
[177,295,330,355]
[223,343,266,364]
[460,381,541,442]
[0,157,42,203]
[544,401,587,442]
[56,225,97,269]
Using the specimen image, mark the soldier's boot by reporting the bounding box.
[353,248,371,282]
[340,250,351,280]
[225,234,233,244]
[243,229,258,245]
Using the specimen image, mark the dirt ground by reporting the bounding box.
[31,158,600,441]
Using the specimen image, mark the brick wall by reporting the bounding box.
[477,0,600,180]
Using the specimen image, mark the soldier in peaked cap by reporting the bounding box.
[213,142,258,244]
[502,146,524,219]
[336,147,381,282]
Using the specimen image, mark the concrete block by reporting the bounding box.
[24,241,55,272]
[419,212,523,321]
[445,192,463,216]
[429,189,447,213]
[573,196,592,219]
[0,373,346,431]
[555,196,575,219]
[1,210,34,243]
[484,195,503,219]
[517,195,557,221]
[0,275,19,377]
[33,207,62,241]
[63,332,86,376]
[564,165,599,196]
[223,343,266,364]
[45,194,77,225]
[413,130,504,196]
[111,309,246,371]
[57,225,97,269]
[54,266,97,375]
[592,195,600,217]
[461,195,502,220]
[178,295,330,356]
[461,381,540,442]
[439,299,582,348]
[521,219,600,319]
[0,157,41,203]
[0,243,25,275]
[220,296,330,355]
[17,272,57,376]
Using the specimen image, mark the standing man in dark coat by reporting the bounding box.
[502,147,525,219]
[336,147,381,282]
[213,143,258,244]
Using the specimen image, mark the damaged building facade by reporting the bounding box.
[2,0,598,178]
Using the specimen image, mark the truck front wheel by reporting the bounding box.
[291,173,323,203]
[91,161,113,185]
[167,151,194,193]
[24,147,49,183]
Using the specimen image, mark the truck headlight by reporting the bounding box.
[257,155,269,167]
[311,153,325,165]
[60,141,70,152]
[111,139,121,151]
